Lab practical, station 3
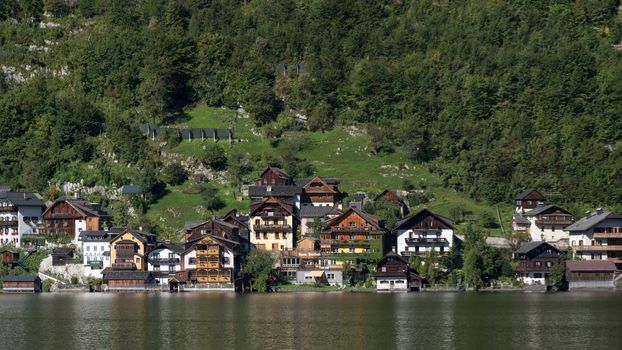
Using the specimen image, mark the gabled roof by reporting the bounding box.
[298,176,338,194]
[512,213,530,225]
[43,197,110,218]
[515,189,546,200]
[296,176,340,187]
[373,189,407,207]
[257,167,291,182]
[377,251,409,266]
[183,219,238,232]
[395,209,454,230]
[515,241,561,254]
[2,275,40,282]
[78,230,120,242]
[249,197,294,216]
[151,242,184,254]
[110,229,155,244]
[565,211,622,232]
[0,191,44,207]
[566,260,616,272]
[299,206,342,218]
[523,204,572,217]
[323,207,383,231]
[184,234,239,253]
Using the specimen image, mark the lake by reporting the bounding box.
[1,291,620,349]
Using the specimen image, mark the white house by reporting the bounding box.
[0,190,44,247]
[566,209,622,261]
[395,209,455,258]
[147,242,183,286]
[78,228,122,279]
[521,205,573,243]
[298,206,342,237]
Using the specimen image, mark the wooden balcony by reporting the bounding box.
[196,248,220,255]
[400,251,448,257]
[330,226,376,233]
[0,220,18,226]
[0,205,16,212]
[405,237,446,244]
[593,232,622,239]
[254,224,292,233]
[148,257,180,265]
[574,245,622,251]
[535,218,573,225]
[116,250,136,258]
[112,263,136,270]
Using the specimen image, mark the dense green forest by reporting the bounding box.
[1,0,621,211]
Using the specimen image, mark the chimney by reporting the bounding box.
[267,186,272,193]
[138,226,143,231]
[585,211,592,218]
[74,191,80,199]
[596,208,603,215]
[23,192,27,200]
[392,246,396,253]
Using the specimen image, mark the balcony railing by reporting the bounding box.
[330,226,375,233]
[0,220,18,226]
[535,219,573,225]
[573,245,622,251]
[400,251,448,257]
[112,263,136,270]
[593,232,622,239]
[116,250,136,258]
[0,206,16,212]
[405,237,446,244]
[148,257,180,265]
[321,239,373,246]
[254,224,292,233]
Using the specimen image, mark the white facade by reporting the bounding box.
[526,218,569,243]
[81,241,111,279]
[567,214,622,261]
[0,204,43,247]
[74,219,87,248]
[517,272,548,286]
[397,228,454,257]
[375,276,409,291]
[147,247,182,286]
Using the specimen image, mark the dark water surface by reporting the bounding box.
[1,291,621,349]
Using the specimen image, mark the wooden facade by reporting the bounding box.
[1,250,19,265]
[320,207,387,261]
[249,197,295,251]
[300,177,339,205]
[254,167,292,186]
[374,190,408,216]
[184,219,239,243]
[41,197,111,237]
[2,276,42,293]
[514,242,562,275]
[189,236,235,284]
[109,230,156,271]
[515,189,547,211]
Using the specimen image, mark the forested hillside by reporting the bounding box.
[1,0,621,214]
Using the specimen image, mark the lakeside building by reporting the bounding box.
[41,194,111,247]
[296,269,343,286]
[520,205,573,243]
[513,241,562,286]
[102,270,157,291]
[180,234,239,288]
[319,207,388,269]
[2,275,42,293]
[566,260,618,290]
[109,229,157,271]
[249,197,295,251]
[395,209,455,258]
[78,228,124,278]
[566,209,622,263]
[221,209,251,254]
[184,219,240,243]
[299,206,342,237]
[0,190,44,247]
[278,237,322,282]
[373,251,422,292]
[147,242,183,287]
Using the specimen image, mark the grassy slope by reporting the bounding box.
[148,106,513,237]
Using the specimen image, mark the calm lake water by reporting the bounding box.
[1,291,621,349]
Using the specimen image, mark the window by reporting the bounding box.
[86,246,90,252]
[349,248,355,253]
[381,266,386,272]
[154,265,160,271]
[579,240,583,246]
[255,233,260,240]
[189,258,196,265]
[535,261,541,267]
[327,273,335,279]
[274,233,279,239]
[533,273,543,278]
[545,261,552,268]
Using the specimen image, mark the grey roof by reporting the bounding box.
[183,219,238,231]
[566,260,616,272]
[119,185,142,194]
[299,206,342,218]
[0,191,44,207]
[295,177,340,187]
[515,189,544,200]
[102,270,154,281]
[523,204,570,217]
[395,209,454,229]
[3,275,40,282]
[513,213,530,225]
[78,230,120,242]
[565,211,622,232]
[514,241,560,254]
[248,185,301,197]
[151,242,184,255]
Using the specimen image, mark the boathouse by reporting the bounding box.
[2,275,42,293]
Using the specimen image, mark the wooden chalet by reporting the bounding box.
[249,197,295,251]
[297,176,340,207]
[221,209,251,254]
[373,190,409,217]
[1,249,19,265]
[395,209,455,258]
[515,189,547,212]
[253,167,293,186]
[513,241,562,286]
[319,207,387,263]
[373,251,422,291]
[2,275,42,293]
[51,247,77,266]
[102,270,157,291]
[182,235,239,285]
[522,204,573,242]
[109,229,157,271]
[41,195,111,239]
[184,219,240,243]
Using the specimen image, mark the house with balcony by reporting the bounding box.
[248,167,302,211]
[296,176,341,208]
[222,209,251,254]
[278,237,322,281]
[0,190,44,247]
[79,228,129,278]
[299,206,342,237]
[109,229,156,271]
[319,207,388,267]
[249,197,295,251]
[395,209,455,258]
[41,195,111,246]
[566,209,622,263]
[181,234,238,289]
[147,242,183,286]
[373,251,423,292]
[253,167,293,186]
[513,241,563,286]
[521,205,573,243]
[514,189,547,213]
[184,219,240,243]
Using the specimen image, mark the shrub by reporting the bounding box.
[201,143,227,170]
[160,163,188,185]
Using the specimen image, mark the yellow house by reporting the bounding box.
[109,229,157,271]
[249,197,295,251]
